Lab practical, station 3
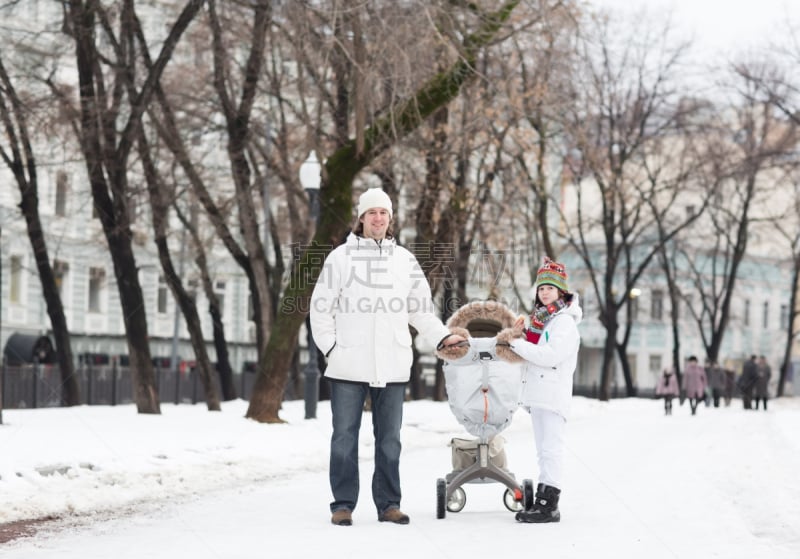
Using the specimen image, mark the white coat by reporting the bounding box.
[509,295,583,420]
[310,233,450,387]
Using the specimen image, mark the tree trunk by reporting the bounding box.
[779,253,800,397]
[599,316,617,401]
[209,298,237,401]
[615,342,636,397]
[18,190,80,406]
[110,235,160,413]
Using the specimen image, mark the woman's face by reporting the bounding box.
[537,284,560,306]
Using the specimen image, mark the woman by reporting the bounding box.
[682,356,707,416]
[655,367,680,415]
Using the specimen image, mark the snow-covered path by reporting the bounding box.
[1,397,799,558]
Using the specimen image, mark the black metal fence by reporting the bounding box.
[1,361,664,410]
[0,362,264,409]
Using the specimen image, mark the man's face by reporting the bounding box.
[360,208,390,240]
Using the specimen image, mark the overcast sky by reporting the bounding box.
[588,0,799,60]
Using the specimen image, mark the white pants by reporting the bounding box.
[530,407,566,489]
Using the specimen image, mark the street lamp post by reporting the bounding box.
[300,150,321,221]
[299,150,321,419]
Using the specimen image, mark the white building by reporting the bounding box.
[0,159,258,373]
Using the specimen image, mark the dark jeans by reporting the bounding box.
[663,396,674,415]
[329,381,405,516]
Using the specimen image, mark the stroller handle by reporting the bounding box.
[445,340,512,348]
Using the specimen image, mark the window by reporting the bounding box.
[780,304,789,329]
[10,255,22,304]
[53,260,69,296]
[629,297,639,319]
[88,267,106,313]
[649,355,662,375]
[651,290,663,321]
[627,353,638,385]
[744,299,750,327]
[763,301,769,329]
[157,276,168,314]
[55,171,68,217]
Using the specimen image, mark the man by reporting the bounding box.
[706,360,725,408]
[310,188,464,527]
[738,355,759,410]
[754,355,772,411]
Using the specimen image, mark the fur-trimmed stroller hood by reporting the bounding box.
[435,301,524,439]
[436,301,524,364]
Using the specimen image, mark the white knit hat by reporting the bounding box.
[357,188,393,218]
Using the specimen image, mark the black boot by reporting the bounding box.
[515,484,560,523]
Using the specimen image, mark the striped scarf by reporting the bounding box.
[525,298,568,344]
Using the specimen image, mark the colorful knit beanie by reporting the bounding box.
[535,256,568,292]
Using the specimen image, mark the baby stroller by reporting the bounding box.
[434,301,534,518]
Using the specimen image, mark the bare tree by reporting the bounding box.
[0,57,80,406]
[647,97,720,385]
[559,12,697,399]
[136,130,222,411]
[505,6,579,263]
[680,64,798,369]
[712,60,800,394]
[206,0,275,354]
[174,200,238,401]
[64,0,205,413]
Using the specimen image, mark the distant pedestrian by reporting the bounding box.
[737,355,759,410]
[754,355,771,411]
[655,367,679,415]
[706,360,725,408]
[682,356,707,415]
[722,366,735,406]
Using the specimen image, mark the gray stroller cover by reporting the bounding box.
[436,301,524,440]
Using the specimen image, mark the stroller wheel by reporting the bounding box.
[522,479,535,511]
[503,487,524,512]
[436,478,447,519]
[446,487,467,513]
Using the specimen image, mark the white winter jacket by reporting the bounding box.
[509,295,583,420]
[310,233,450,386]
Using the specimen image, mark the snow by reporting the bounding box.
[1,396,799,558]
